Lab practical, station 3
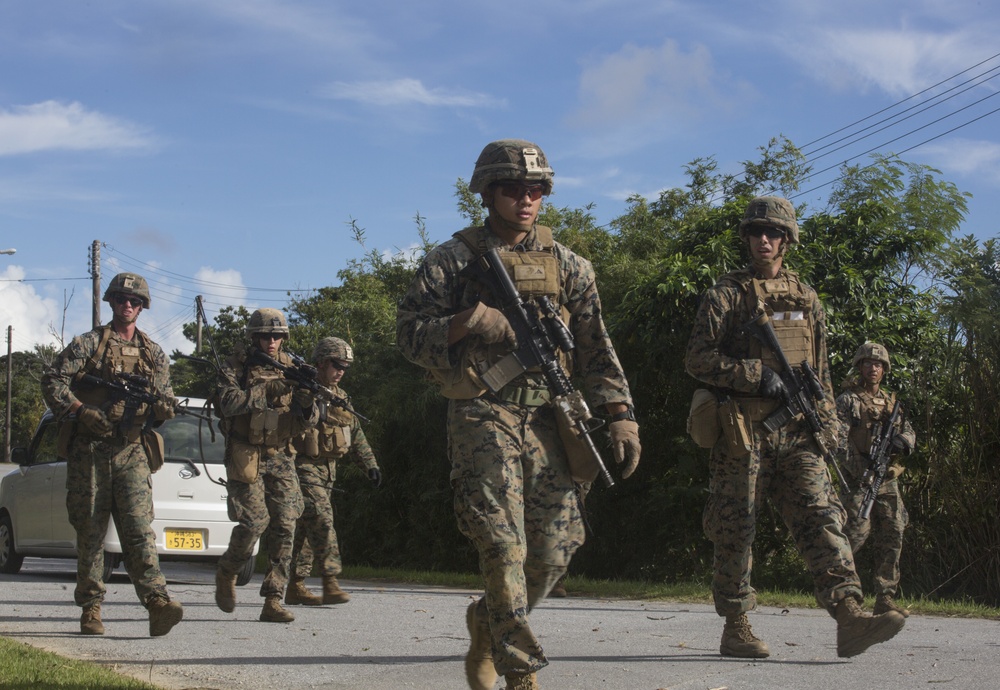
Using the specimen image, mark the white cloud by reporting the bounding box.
[918,138,1000,184]
[0,265,64,351]
[194,267,248,307]
[569,40,751,129]
[0,101,155,156]
[319,79,500,108]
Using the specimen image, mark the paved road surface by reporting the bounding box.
[1,558,997,689]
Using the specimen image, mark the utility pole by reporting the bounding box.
[90,240,101,328]
[5,325,12,462]
[195,296,204,353]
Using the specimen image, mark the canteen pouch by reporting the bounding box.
[142,429,165,473]
[719,397,754,458]
[554,392,601,484]
[687,389,721,449]
[226,440,260,483]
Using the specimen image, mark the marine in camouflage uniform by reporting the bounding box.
[685,196,905,659]
[285,336,382,607]
[213,308,318,624]
[40,272,183,637]
[836,342,916,617]
[397,139,641,690]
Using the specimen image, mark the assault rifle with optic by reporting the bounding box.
[249,349,369,423]
[459,248,614,487]
[858,400,902,520]
[743,310,850,494]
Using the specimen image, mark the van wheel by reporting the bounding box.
[0,514,24,574]
[101,552,120,582]
[236,554,256,586]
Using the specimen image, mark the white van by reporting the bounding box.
[0,398,257,585]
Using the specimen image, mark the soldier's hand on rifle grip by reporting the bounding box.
[609,420,641,479]
[465,302,517,348]
[886,464,905,480]
[758,366,788,400]
[78,404,113,436]
[152,396,177,421]
[292,387,315,411]
[261,379,293,400]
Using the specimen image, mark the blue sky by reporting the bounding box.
[2,0,999,356]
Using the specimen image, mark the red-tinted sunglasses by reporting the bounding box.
[498,182,545,202]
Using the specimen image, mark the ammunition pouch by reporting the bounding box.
[553,392,601,484]
[719,397,755,458]
[226,440,261,483]
[142,429,165,473]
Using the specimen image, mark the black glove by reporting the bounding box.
[368,467,383,489]
[758,366,788,400]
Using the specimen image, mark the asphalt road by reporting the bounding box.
[1,558,998,690]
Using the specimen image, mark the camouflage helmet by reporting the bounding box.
[853,342,891,372]
[312,336,354,364]
[469,139,554,195]
[246,308,289,336]
[739,195,800,244]
[103,272,151,309]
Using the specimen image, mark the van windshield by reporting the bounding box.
[160,411,225,465]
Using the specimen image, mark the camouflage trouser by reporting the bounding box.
[703,422,862,618]
[291,460,342,579]
[219,448,303,599]
[66,435,168,609]
[449,396,585,676]
[842,478,908,596]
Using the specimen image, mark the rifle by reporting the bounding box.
[249,349,370,423]
[858,400,902,520]
[743,310,851,494]
[459,248,614,488]
[77,372,212,430]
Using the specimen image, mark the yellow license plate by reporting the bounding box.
[165,529,205,551]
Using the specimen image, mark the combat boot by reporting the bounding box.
[720,613,770,658]
[873,593,910,618]
[504,672,539,690]
[322,575,351,604]
[836,596,905,658]
[148,597,184,637]
[260,595,295,623]
[465,601,497,690]
[549,576,567,598]
[80,602,104,635]
[285,577,322,606]
[215,570,237,613]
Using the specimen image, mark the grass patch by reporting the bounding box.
[341,565,1000,619]
[0,637,162,689]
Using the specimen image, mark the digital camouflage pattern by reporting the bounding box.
[291,388,378,579]
[216,347,314,599]
[836,384,916,597]
[685,266,862,617]
[397,223,632,676]
[41,326,174,610]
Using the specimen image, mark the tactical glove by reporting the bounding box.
[886,463,906,480]
[77,404,113,436]
[260,379,293,400]
[368,467,383,489]
[609,420,641,479]
[292,387,315,410]
[152,396,177,421]
[758,366,788,400]
[465,302,517,347]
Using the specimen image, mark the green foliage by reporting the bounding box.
[1,345,55,453]
[170,305,251,398]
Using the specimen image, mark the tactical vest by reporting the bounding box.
[847,388,897,459]
[719,268,815,422]
[293,397,353,460]
[225,350,297,448]
[72,325,157,431]
[431,225,573,401]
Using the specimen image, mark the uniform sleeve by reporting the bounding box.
[684,284,761,393]
[560,248,632,408]
[396,244,467,371]
[217,355,264,418]
[810,295,840,431]
[148,341,175,399]
[896,407,917,452]
[40,331,101,419]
